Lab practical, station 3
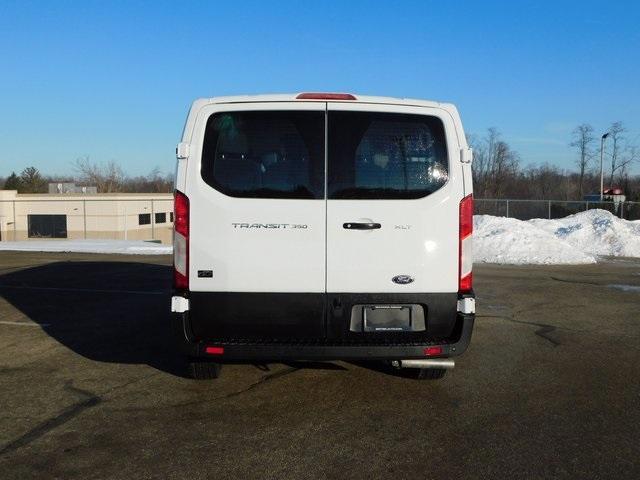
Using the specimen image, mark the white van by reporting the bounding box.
[171,93,475,380]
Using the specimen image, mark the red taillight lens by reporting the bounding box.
[459,271,473,293]
[459,194,473,239]
[424,346,443,356]
[296,92,357,100]
[205,346,224,355]
[459,194,473,293]
[174,190,189,290]
[174,190,189,237]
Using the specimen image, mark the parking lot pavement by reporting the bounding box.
[0,252,639,479]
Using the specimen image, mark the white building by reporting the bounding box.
[0,190,173,244]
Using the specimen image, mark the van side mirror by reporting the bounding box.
[176,142,190,160]
[460,147,473,164]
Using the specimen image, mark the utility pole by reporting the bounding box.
[600,132,609,201]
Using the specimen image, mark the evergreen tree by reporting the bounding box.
[3,171,21,190]
[19,166,46,193]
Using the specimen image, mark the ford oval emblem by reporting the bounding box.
[392,275,414,285]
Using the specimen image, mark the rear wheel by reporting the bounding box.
[406,368,447,380]
[188,359,222,380]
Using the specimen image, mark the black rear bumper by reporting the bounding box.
[174,313,474,361]
[173,290,475,361]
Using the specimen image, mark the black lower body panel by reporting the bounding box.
[189,292,325,341]
[176,291,474,361]
[175,314,474,361]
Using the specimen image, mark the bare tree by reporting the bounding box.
[102,161,125,193]
[124,167,174,193]
[570,124,594,198]
[615,146,639,185]
[469,128,498,197]
[492,141,519,197]
[146,166,171,192]
[607,122,626,188]
[469,128,519,197]
[73,156,125,193]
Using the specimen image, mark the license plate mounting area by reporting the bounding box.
[363,305,412,332]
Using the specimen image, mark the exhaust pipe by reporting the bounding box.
[392,359,455,370]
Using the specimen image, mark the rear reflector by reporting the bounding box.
[173,190,189,290]
[205,346,224,355]
[424,346,443,356]
[459,194,473,293]
[459,272,473,293]
[296,92,356,100]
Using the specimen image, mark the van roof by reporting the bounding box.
[192,93,457,111]
[183,94,466,148]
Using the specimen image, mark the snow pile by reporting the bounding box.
[529,209,640,258]
[0,239,172,255]
[474,215,596,264]
[475,209,640,264]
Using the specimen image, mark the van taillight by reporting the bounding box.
[174,190,189,290]
[205,346,224,355]
[296,92,356,100]
[459,194,473,293]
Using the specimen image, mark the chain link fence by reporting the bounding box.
[475,199,640,221]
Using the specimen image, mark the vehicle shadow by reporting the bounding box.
[0,261,433,380]
[0,260,189,377]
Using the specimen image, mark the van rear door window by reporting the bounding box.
[202,111,325,199]
[327,111,448,199]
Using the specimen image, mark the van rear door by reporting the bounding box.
[325,102,462,295]
[187,102,327,340]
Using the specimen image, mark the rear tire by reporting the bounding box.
[407,368,447,380]
[189,360,222,380]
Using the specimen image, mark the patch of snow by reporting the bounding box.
[529,209,640,258]
[474,215,596,265]
[0,239,172,255]
[608,284,640,293]
[475,209,640,264]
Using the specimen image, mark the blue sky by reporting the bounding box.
[0,0,638,177]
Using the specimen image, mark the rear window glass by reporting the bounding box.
[201,111,325,199]
[327,111,448,199]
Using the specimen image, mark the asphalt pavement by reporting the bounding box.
[0,252,639,479]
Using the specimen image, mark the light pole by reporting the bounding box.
[600,132,609,201]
